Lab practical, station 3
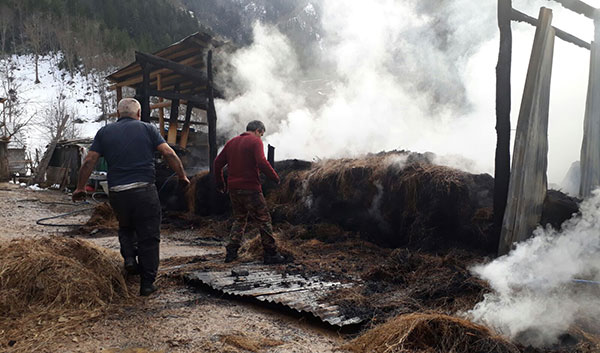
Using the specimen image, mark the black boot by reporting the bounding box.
[224,245,239,263]
[264,251,286,265]
[140,283,157,296]
[124,257,139,275]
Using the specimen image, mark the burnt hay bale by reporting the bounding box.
[345,313,519,353]
[268,152,497,252]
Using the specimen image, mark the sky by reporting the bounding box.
[215,0,600,186]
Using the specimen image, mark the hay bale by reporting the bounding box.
[345,313,519,353]
[268,151,496,252]
[0,237,128,316]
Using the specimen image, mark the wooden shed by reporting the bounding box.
[106,32,225,175]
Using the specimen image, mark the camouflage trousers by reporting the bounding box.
[227,189,277,254]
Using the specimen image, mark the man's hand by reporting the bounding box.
[179,176,190,187]
[72,188,87,202]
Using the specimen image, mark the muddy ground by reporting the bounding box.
[0,183,342,353]
[1,182,597,353]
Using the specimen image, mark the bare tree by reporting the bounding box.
[0,5,13,55]
[40,90,81,143]
[0,59,35,180]
[0,60,34,141]
[23,14,44,84]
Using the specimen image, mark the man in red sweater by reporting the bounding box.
[214,120,286,264]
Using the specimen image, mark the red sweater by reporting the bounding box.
[214,132,279,191]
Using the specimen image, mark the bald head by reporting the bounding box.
[117,98,141,119]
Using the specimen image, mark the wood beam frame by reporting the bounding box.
[547,0,596,19]
[512,8,591,49]
[135,51,207,84]
[147,89,206,104]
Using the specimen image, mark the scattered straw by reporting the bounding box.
[345,313,519,353]
[220,331,284,352]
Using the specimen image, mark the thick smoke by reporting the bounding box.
[216,0,497,171]
[215,0,596,183]
[468,190,600,347]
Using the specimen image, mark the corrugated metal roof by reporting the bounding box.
[184,263,364,327]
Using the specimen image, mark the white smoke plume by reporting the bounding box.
[214,0,597,183]
[468,190,600,347]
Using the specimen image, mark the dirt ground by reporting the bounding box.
[0,183,344,353]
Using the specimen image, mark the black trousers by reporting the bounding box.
[109,184,161,286]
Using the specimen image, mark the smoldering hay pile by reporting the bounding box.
[268,151,497,252]
[182,150,577,254]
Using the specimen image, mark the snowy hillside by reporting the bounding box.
[3,54,111,154]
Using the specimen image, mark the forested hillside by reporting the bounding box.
[0,0,201,71]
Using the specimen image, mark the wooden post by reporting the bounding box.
[140,62,151,123]
[493,0,513,251]
[180,103,193,148]
[157,74,165,138]
[207,50,218,213]
[116,86,123,104]
[499,7,555,255]
[579,16,600,198]
[168,97,180,145]
[267,144,275,169]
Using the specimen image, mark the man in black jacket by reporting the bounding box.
[73,98,189,296]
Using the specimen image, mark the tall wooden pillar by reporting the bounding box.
[167,85,180,144]
[580,17,600,198]
[140,62,151,122]
[499,7,555,255]
[180,103,193,148]
[493,0,513,250]
[157,74,165,137]
[207,50,218,176]
[207,50,218,213]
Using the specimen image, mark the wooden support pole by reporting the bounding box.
[116,86,123,104]
[267,144,275,169]
[493,0,513,249]
[168,98,180,145]
[499,7,555,255]
[579,17,600,197]
[157,74,165,138]
[207,50,218,213]
[180,103,194,148]
[140,62,151,123]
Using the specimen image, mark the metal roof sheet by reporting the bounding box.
[184,263,364,327]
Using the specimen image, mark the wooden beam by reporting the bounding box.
[147,89,206,104]
[147,115,207,126]
[116,86,122,103]
[494,0,513,252]
[157,74,165,138]
[180,104,194,148]
[547,0,596,19]
[267,144,275,169]
[512,8,591,49]
[135,51,207,84]
[168,98,180,145]
[207,50,218,214]
[109,56,201,90]
[141,62,151,123]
